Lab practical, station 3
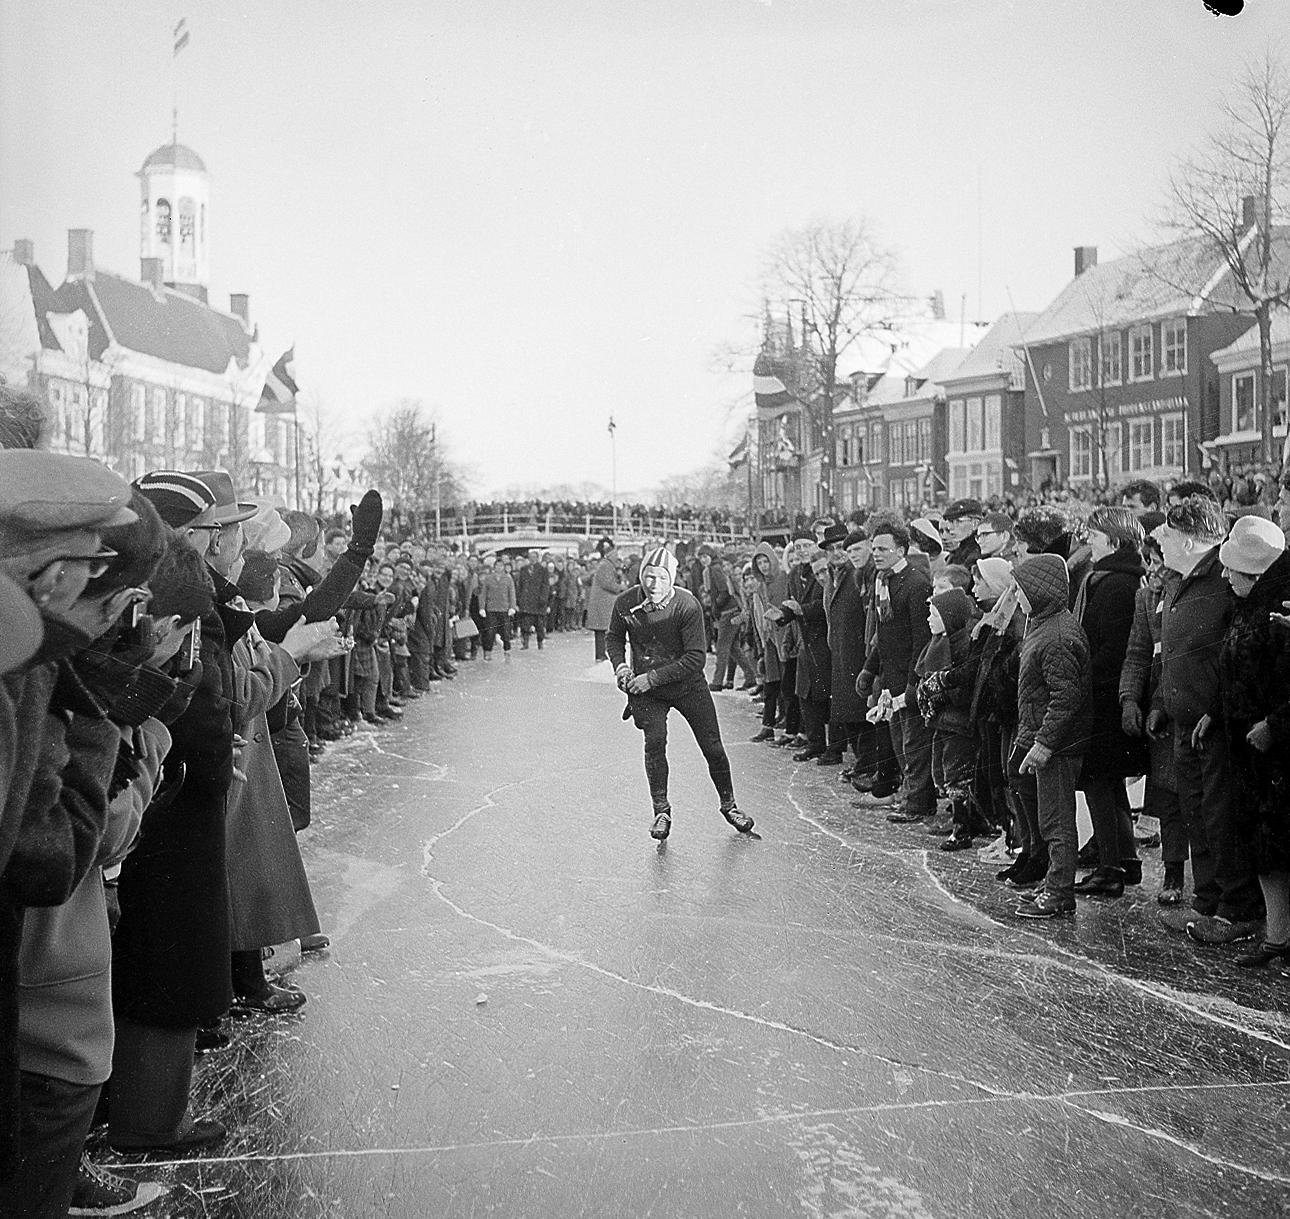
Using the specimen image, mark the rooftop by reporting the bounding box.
[139,141,208,175]
[941,311,1038,386]
[1023,230,1290,346]
[52,270,249,374]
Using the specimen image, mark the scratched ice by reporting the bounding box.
[100,635,1290,1218]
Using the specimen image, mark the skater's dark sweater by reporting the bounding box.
[605,585,707,689]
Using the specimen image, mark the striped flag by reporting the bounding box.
[753,350,792,410]
[257,347,298,412]
[173,18,190,55]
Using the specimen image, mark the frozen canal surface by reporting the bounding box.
[104,635,1290,1217]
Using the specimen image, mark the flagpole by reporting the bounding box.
[608,416,617,541]
[292,399,301,509]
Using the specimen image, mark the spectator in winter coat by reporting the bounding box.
[1011,555,1092,919]
[749,542,790,744]
[586,542,623,662]
[943,499,984,570]
[709,552,756,691]
[856,518,935,818]
[1151,498,1263,945]
[516,551,551,649]
[914,588,982,850]
[1072,507,1148,900]
[478,555,517,657]
[1117,517,1185,906]
[780,549,832,759]
[823,529,869,769]
[1217,517,1290,964]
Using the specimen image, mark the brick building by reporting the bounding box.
[1018,241,1265,493]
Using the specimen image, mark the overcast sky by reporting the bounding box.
[0,0,1282,496]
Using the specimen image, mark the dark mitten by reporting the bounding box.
[349,490,384,556]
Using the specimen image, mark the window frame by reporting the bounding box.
[948,399,965,453]
[1099,331,1123,387]
[1129,325,1154,382]
[1161,319,1187,376]
[1160,412,1185,468]
[1070,425,1094,479]
[1128,417,1154,472]
[984,395,1002,451]
[1069,337,1093,392]
[1233,372,1257,432]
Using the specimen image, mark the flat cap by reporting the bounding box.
[0,451,136,533]
[133,470,219,529]
[943,498,985,521]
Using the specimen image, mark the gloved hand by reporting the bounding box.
[1019,741,1052,774]
[348,490,383,556]
[855,670,874,698]
[1121,701,1144,738]
[890,692,906,713]
[615,664,632,693]
[1146,709,1168,739]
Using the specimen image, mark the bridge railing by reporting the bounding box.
[440,511,750,545]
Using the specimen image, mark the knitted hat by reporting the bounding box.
[237,549,280,603]
[1218,515,1286,575]
[974,557,1014,600]
[931,588,975,636]
[133,470,219,529]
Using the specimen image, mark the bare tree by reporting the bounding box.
[761,218,900,511]
[1163,51,1290,466]
[362,399,468,533]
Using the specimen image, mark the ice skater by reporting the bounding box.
[607,545,754,841]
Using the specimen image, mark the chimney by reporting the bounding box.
[1242,195,1258,230]
[1074,246,1098,277]
[12,239,33,266]
[229,293,250,327]
[68,229,94,279]
[140,257,164,290]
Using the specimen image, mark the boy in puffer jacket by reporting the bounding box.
[914,589,983,851]
[1010,555,1093,919]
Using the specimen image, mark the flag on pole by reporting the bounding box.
[753,350,792,410]
[727,430,751,469]
[173,18,190,55]
[607,416,616,436]
[257,347,298,413]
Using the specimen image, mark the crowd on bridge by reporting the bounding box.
[3,363,1290,1216]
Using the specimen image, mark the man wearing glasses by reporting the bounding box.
[975,513,1015,561]
[942,500,984,570]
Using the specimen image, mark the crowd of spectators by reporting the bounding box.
[3,363,1289,1215]
[647,476,1290,939]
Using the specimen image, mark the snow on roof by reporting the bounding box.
[941,311,1038,386]
[835,314,989,381]
[53,270,250,374]
[1023,230,1290,346]
[863,346,973,408]
[1210,307,1290,360]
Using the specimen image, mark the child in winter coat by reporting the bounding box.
[914,589,982,850]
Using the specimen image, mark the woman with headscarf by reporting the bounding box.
[606,546,753,842]
[749,542,789,743]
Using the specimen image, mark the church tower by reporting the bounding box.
[138,140,210,302]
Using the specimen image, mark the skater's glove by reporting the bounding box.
[614,664,632,692]
[855,670,874,698]
[890,692,906,713]
[1019,742,1052,774]
[1120,701,1143,738]
[626,672,653,695]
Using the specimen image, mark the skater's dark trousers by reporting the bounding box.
[628,678,733,810]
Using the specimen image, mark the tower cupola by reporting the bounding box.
[137,140,210,302]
